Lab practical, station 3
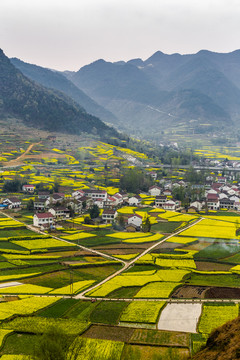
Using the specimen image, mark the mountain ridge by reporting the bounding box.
[0,49,120,140]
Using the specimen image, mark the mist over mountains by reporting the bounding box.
[5,49,240,139]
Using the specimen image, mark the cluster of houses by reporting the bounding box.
[2,172,240,230]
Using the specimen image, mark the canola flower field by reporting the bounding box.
[1,139,240,358]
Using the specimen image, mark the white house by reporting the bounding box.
[219,193,228,200]
[94,198,105,209]
[189,201,202,211]
[127,214,142,228]
[33,212,54,229]
[128,195,142,206]
[34,198,47,211]
[163,189,172,196]
[72,189,85,199]
[149,185,161,197]
[102,209,118,223]
[162,200,176,211]
[48,207,70,220]
[22,184,35,193]
[84,189,107,201]
[155,195,167,207]
[3,197,21,209]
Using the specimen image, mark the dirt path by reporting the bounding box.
[4,142,41,167]
[0,212,126,265]
[75,218,203,299]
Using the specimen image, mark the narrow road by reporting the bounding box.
[75,218,203,299]
[4,142,41,167]
[0,211,126,265]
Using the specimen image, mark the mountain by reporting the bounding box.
[66,59,164,105]
[63,51,235,136]
[10,57,118,124]
[0,49,119,139]
[193,316,240,360]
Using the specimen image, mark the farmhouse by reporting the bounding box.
[33,212,54,229]
[162,200,177,211]
[127,214,142,229]
[22,184,35,193]
[38,191,50,199]
[149,185,161,196]
[155,195,167,207]
[72,189,85,199]
[48,207,70,220]
[102,209,117,223]
[84,189,107,201]
[2,197,21,209]
[34,198,47,211]
[128,195,142,206]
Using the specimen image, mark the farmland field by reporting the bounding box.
[1,137,240,359]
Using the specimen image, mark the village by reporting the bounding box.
[1,170,240,233]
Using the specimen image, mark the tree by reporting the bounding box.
[33,327,81,360]
[27,199,34,211]
[118,215,125,229]
[142,216,151,232]
[33,327,72,360]
[3,178,22,192]
[53,177,60,192]
[89,205,100,219]
[120,168,153,193]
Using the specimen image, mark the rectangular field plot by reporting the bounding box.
[179,222,238,239]
[198,303,239,335]
[134,282,179,299]
[11,238,75,250]
[49,280,95,295]
[158,303,202,333]
[120,301,165,324]
[61,232,96,241]
[1,316,89,336]
[155,258,196,269]
[185,272,240,287]
[69,337,124,360]
[121,344,189,360]
[166,236,198,244]
[90,301,128,325]
[0,296,60,320]
[130,328,189,347]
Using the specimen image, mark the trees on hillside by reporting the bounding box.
[120,168,153,193]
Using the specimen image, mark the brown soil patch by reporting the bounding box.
[195,261,233,271]
[171,285,209,299]
[172,285,240,299]
[158,242,182,250]
[205,287,240,299]
[82,324,134,342]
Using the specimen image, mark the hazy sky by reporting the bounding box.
[1,0,240,71]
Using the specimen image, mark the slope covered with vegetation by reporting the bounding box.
[0,49,119,140]
[193,316,240,360]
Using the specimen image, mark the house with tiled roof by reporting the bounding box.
[22,184,35,193]
[2,197,21,209]
[33,212,54,229]
[102,209,118,223]
[149,185,161,196]
[48,206,70,220]
[127,214,142,228]
[34,198,47,211]
[128,195,142,206]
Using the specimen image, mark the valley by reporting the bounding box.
[0,131,238,358]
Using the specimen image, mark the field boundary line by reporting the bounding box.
[75,217,203,299]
